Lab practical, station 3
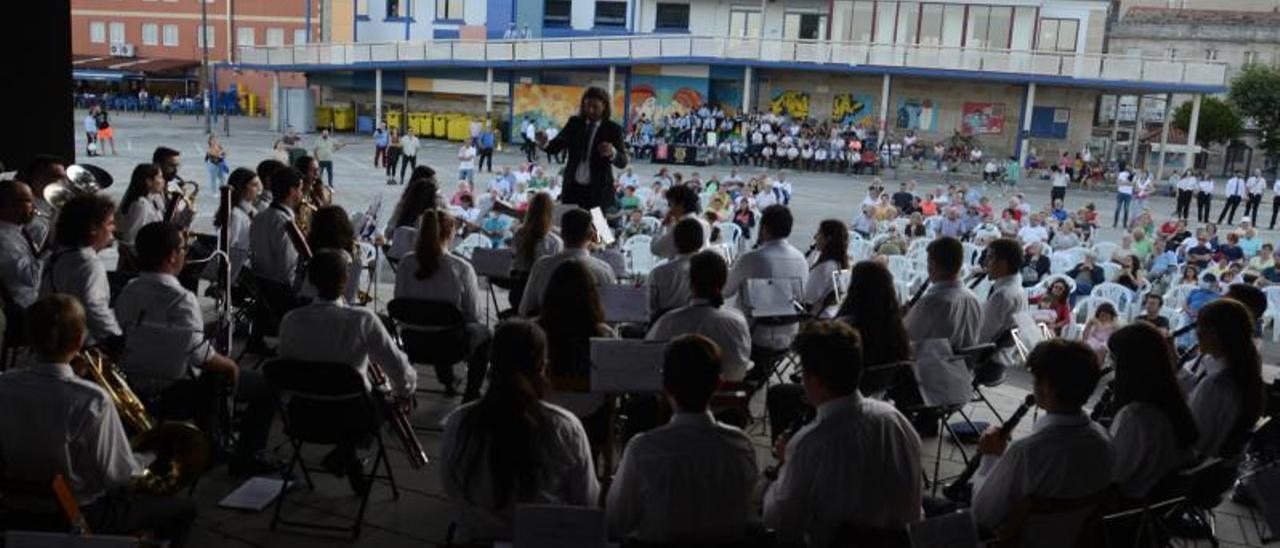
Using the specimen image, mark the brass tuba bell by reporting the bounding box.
[43,164,114,209]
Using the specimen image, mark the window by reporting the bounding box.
[783,13,826,41]
[237,27,254,47]
[894,2,918,45]
[728,9,761,38]
[294,29,307,45]
[873,2,895,43]
[196,24,215,48]
[142,23,159,46]
[849,1,873,42]
[108,22,125,44]
[386,0,411,19]
[1244,51,1258,65]
[966,6,1012,49]
[544,0,571,27]
[163,24,179,46]
[1205,49,1218,61]
[655,3,690,31]
[356,0,369,17]
[90,22,106,43]
[595,1,626,27]
[266,27,284,47]
[436,0,464,20]
[1035,18,1078,52]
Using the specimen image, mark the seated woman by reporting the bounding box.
[385,174,440,262]
[1106,323,1198,501]
[304,205,363,304]
[802,219,849,317]
[509,192,562,309]
[115,163,166,272]
[1186,299,1265,460]
[212,167,261,286]
[440,320,599,541]
[395,209,490,401]
[1029,277,1072,335]
[537,260,616,447]
[1082,302,1119,362]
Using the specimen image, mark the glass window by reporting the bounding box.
[436,0,464,20]
[90,22,106,44]
[356,0,368,16]
[196,25,215,48]
[1036,18,1078,52]
[895,2,918,45]
[655,3,690,31]
[941,4,964,46]
[162,24,179,46]
[109,22,125,44]
[874,1,896,43]
[142,24,158,46]
[1056,19,1077,51]
[595,1,627,27]
[294,29,307,45]
[544,0,571,27]
[1011,6,1035,50]
[784,13,826,40]
[729,9,762,38]
[918,4,943,46]
[266,27,284,47]
[988,7,1012,49]
[237,27,254,47]
[850,1,874,43]
[832,1,852,41]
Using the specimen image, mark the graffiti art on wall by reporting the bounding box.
[961,102,1006,135]
[512,83,624,142]
[709,79,743,117]
[770,90,810,119]
[833,93,877,128]
[629,74,707,127]
[895,98,938,131]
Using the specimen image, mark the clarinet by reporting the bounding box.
[905,280,931,311]
[368,362,429,469]
[968,271,988,289]
[763,406,817,481]
[943,394,1036,503]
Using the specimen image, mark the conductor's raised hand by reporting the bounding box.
[597,141,616,160]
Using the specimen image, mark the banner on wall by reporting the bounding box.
[833,93,877,128]
[895,98,938,131]
[769,90,811,119]
[961,102,1006,135]
[511,83,625,142]
[629,74,707,128]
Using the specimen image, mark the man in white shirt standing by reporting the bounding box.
[1245,169,1266,222]
[519,208,616,317]
[977,239,1028,375]
[764,321,922,547]
[972,339,1113,545]
[904,236,981,350]
[1113,168,1133,228]
[398,131,419,186]
[608,334,758,544]
[725,205,808,384]
[1175,171,1197,220]
[0,180,43,311]
[1270,175,1280,230]
[1218,170,1245,225]
[1196,173,1215,223]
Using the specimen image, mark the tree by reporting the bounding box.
[1229,64,1280,160]
[1173,96,1243,148]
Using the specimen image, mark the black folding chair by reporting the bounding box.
[262,359,399,539]
[386,298,469,399]
[238,273,300,363]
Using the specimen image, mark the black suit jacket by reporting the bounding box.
[544,115,628,211]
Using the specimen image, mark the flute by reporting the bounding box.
[943,394,1036,502]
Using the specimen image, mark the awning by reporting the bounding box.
[72,69,132,81]
[72,55,200,78]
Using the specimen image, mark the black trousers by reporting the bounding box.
[1175,189,1193,219]
[384,148,401,177]
[1271,196,1280,229]
[82,489,197,548]
[1218,195,1242,225]
[1245,194,1262,222]
[1050,186,1066,204]
[477,147,494,172]
[432,323,492,400]
[398,154,417,184]
[1196,191,1212,222]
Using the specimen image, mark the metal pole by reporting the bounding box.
[878,74,891,139]
[485,67,494,115]
[1185,93,1202,170]
[743,66,753,114]
[202,0,211,134]
[375,68,383,132]
[607,65,616,101]
[1133,94,1146,169]
[1108,94,1122,163]
[1156,93,1172,181]
[1019,82,1036,170]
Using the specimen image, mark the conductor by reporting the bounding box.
[535,86,628,211]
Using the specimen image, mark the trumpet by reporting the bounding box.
[367,362,428,469]
[164,177,199,233]
[75,348,211,495]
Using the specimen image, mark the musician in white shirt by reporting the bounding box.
[608,334,758,544]
[764,321,923,547]
[38,194,122,346]
[651,185,711,259]
[115,222,277,476]
[213,168,260,286]
[977,238,1028,371]
[518,208,616,317]
[1218,170,1245,225]
[394,209,490,401]
[904,237,981,350]
[0,295,195,546]
[725,205,808,383]
[249,166,304,286]
[972,340,1113,545]
[1175,171,1197,220]
[648,251,752,382]
[1244,169,1266,222]
[14,155,66,251]
[440,320,598,540]
[115,164,166,272]
[646,218,703,319]
[0,180,43,309]
[1184,299,1264,460]
[1196,174,1214,223]
[802,220,848,316]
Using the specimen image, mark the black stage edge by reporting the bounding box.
[0,0,75,172]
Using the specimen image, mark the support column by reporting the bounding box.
[1019,82,1037,171]
[878,74,891,137]
[402,73,409,135]
[485,67,495,115]
[269,72,280,132]
[607,65,616,98]
[1109,94,1123,162]
[1133,94,1146,168]
[1156,92,1173,181]
[743,66,754,113]
[1185,93,1202,170]
[374,68,383,131]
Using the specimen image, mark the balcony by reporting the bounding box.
[232,35,1230,93]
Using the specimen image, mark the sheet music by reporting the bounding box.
[589,338,664,393]
[471,247,515,279]
[600,284,649,324]
[590,207,616,246]
[907,511,982,548]
[218,477,289,512]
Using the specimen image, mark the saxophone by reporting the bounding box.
[76,348,212,495]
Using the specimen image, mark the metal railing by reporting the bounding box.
[235,35,1229,88]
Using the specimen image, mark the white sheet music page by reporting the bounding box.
[589,338,664,393]
[601,284,649,324]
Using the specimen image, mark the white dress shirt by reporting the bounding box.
[248,203,299,285]
[607,411,758,544]
[650,214,711,259]
[803,259,841,312]
[1184,354,1245,458]
[511,233,563,273]
[227,201,255,285]
[1198,179,1215,194]
[725,239,809,350]
[905,279,981,350]
[114,272,214,393]
[1246,176,1265,197]
[972,411,1114,543]
[978,274,1027,346]
[646,253,693,317]
[39,246,121,345]
[439,400,599,539]
[764,393,923,547]
[1110,402,1191,499]
[518,248,617,317]
[1177,176,1198,192]
[117,194,164,248]
[278,298,417,397]
[646,299,752,381]
[394,252,482,323]
[1225,177,1245,198]
[0,362,140,505]
[0,220,42,307]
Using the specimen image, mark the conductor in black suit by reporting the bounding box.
[536,86,629,211]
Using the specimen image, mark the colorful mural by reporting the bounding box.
[833,93,877,128]
[962,102,1006,135]
[769,90,811,119]
[511,83,625,142]
[628,74,708,127]
[709,79,744,117]
[895,98,938,131]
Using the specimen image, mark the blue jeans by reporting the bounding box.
[205,161,226,192]
[1113,193,1131,227]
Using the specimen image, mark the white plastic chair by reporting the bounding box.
[452,232,492,260]
[1065,296,1118,340]
[639,215,662,235]
[849,239,874,261]
[1028,274,1077,300]
[621,235,658,278]
[907,238,930,257]
[1163,283,1197,310]
[887,255,915,283]
[716,222,742,248]
[1090,282,1136,318]
[1099,261,1123,282]
[1091,242,1119,263]
[963,242,984,267]
[848,229,865,242]
[924,216,943,237]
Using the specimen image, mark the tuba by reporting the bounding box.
[43,164,114,209]
[76,348,211,495]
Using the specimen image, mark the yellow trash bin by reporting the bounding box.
[385,110,403,133]
[447,116,472,141]
[432,114,448,138]
[333,107,355,131]
[315,106,334,129]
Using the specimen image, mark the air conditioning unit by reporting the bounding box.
[109,43,136,57]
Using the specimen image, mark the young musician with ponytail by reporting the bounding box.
[801,219,850,315]
[647,250,752,382]
[115,163,165,273]
[509,191,562,309]
[1187,299,1265,460]
[394,209,490,401]
[439,320,598,540]
[212,168,261,286]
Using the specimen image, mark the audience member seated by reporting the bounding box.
[518,208,615,317]
[647,250,752,382]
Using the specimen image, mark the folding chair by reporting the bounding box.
[386,298,470,400]
[262,359,399,539]
[911,338,985,497]
[743,277,805,386]
[998,488,1115,548]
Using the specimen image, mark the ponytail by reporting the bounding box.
[414,209,454,280]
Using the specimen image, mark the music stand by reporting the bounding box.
[470,247,515,324]
[587,338,664,394]
[599,284,650,325]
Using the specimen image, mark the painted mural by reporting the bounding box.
[511,83,624,142]
[961,102,1007,135]
[629,74,708,127]
[769,90,811,119]
[833,93,877,129]
[895,98,938,131]
[709,79,744,117]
